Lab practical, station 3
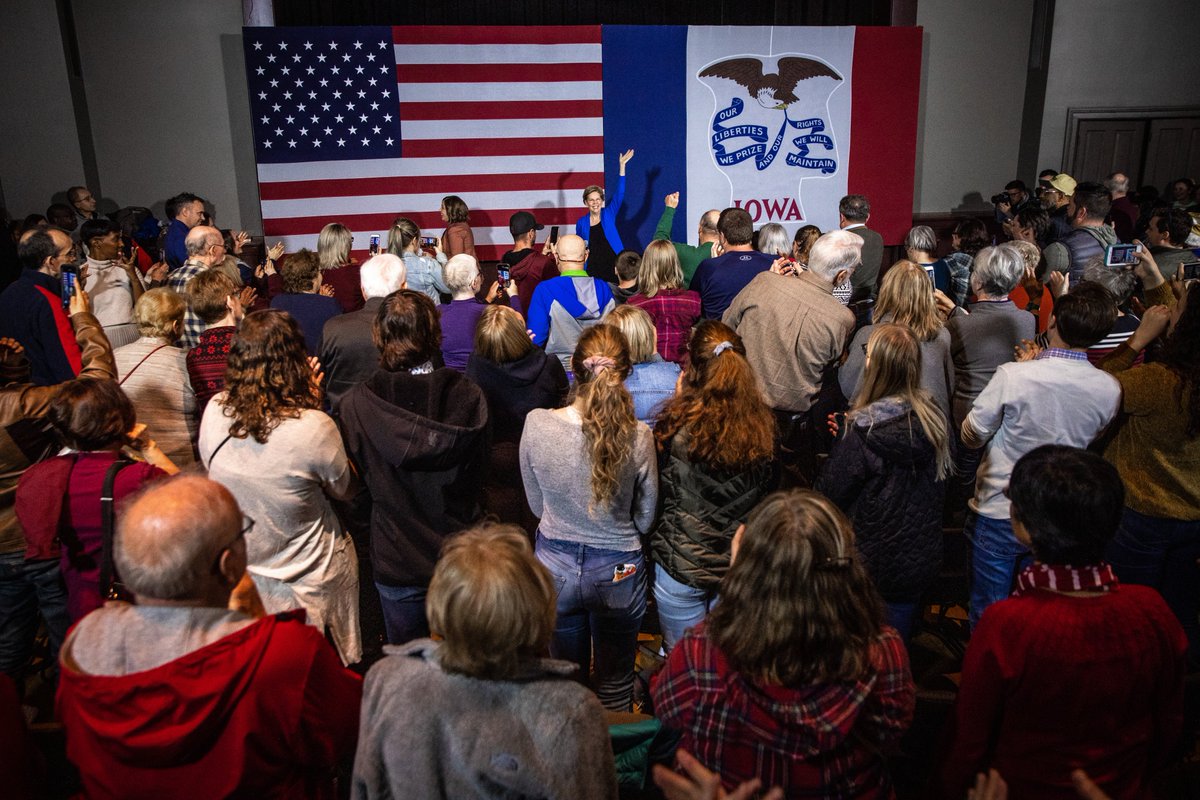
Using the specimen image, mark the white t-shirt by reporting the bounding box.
[85,258,135,328]
[964,353,1120,519]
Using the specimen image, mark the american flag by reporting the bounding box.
[244,25,605,262]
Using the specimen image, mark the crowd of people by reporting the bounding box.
[0,166,1198,799]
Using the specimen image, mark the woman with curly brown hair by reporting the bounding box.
[519,323,658,711]
[651,489,914,798]
[198,309,361,664]
[649,320,777,651]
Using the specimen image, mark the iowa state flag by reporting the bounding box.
[244,25,921,261]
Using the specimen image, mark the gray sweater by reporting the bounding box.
[351,640,618,800]
[945,300,1036,428]
[519,407,658,551]
[840,323,955,419]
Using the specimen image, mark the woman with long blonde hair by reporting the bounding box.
[649,320,778,651]
[839,260,955,416]
[651,489,914,797]
[519,323,658,711]
[199,310,361,664]
[627,239,701,363]
[818,323,951,640]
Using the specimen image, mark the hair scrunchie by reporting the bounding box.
[712,341,734,357]
[583,355,616,375]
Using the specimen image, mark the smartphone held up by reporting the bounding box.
[1104,243,1142,268]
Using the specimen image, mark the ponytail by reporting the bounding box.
[387,217,420,256]
[571,325,637,509]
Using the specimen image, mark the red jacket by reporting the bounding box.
[940,585,1186,799]
[58,611,362,799]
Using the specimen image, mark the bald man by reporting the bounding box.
[167,225,226,347]
[525,233,616,373]
[57,476,361,799]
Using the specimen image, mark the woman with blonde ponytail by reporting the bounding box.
[649,320,778,651]
[519,324,658,710]
[816,323,952,641]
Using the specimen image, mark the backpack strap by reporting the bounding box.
[100,456,135,599]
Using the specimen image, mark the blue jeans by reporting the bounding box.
[536,534,646,711]
[0,552,70,678]
[966,512,1031,630]
[653,564,717,653]
[375,583,429,645]
[1107,507,1200,664]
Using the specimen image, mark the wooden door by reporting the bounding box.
[1142,117,1200,193]
[1070,119,1146,185]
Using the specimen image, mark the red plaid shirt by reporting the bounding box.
[627,289,701,365]
[651,623,913,798]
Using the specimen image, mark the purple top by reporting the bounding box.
[439,296,523,372]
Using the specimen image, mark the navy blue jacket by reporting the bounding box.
[0,269,80,386]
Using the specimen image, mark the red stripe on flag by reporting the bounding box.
[397,62,600,84]
[848,27,922,245]
[392,26,601,46]
[259,172,605,201]
[401,136,603,158]
[400,100,602,121]
[265,208,581,237]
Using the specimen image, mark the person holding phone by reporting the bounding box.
[575,149,634,284]
[0,227,86,385]
[387,217,449,306]
[502,211,559,317]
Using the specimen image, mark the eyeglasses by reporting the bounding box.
[211,514,254,574]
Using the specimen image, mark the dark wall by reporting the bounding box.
[272,0,894,27]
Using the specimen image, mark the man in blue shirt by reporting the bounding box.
[163,193,206,272]
[688,207,774,319]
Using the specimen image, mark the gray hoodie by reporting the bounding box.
[351,640,618,800]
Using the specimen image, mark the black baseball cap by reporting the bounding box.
[509,211,544,238]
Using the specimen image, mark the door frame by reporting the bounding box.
[1063,105,1200,178]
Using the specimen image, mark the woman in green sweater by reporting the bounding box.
[1100,247,1200,664]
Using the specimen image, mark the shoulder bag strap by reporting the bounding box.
[118,344,171,386]
[206,434,234,470]
[100,456,135,597]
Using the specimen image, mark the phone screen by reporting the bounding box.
[549,226,560,245]
[1183,261,1200,281]
[369,234,380,256]
[421,236,436,248]
[497,266,510,286]
[60,270,76,309]
[1105,243,1140,267]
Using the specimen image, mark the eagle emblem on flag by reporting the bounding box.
[699,55,842,175]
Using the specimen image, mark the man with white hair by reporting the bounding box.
[439,254,519,372]
[1105,172,1137,242]
[943,243,1037,428]
[724,230,860,483]
[725,229,860,415]
[56,476,361,798]
[167,225,226,347]
[320,252,407,409]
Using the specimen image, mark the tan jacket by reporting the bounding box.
[0,312,115,554]
[723,270,855,414]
